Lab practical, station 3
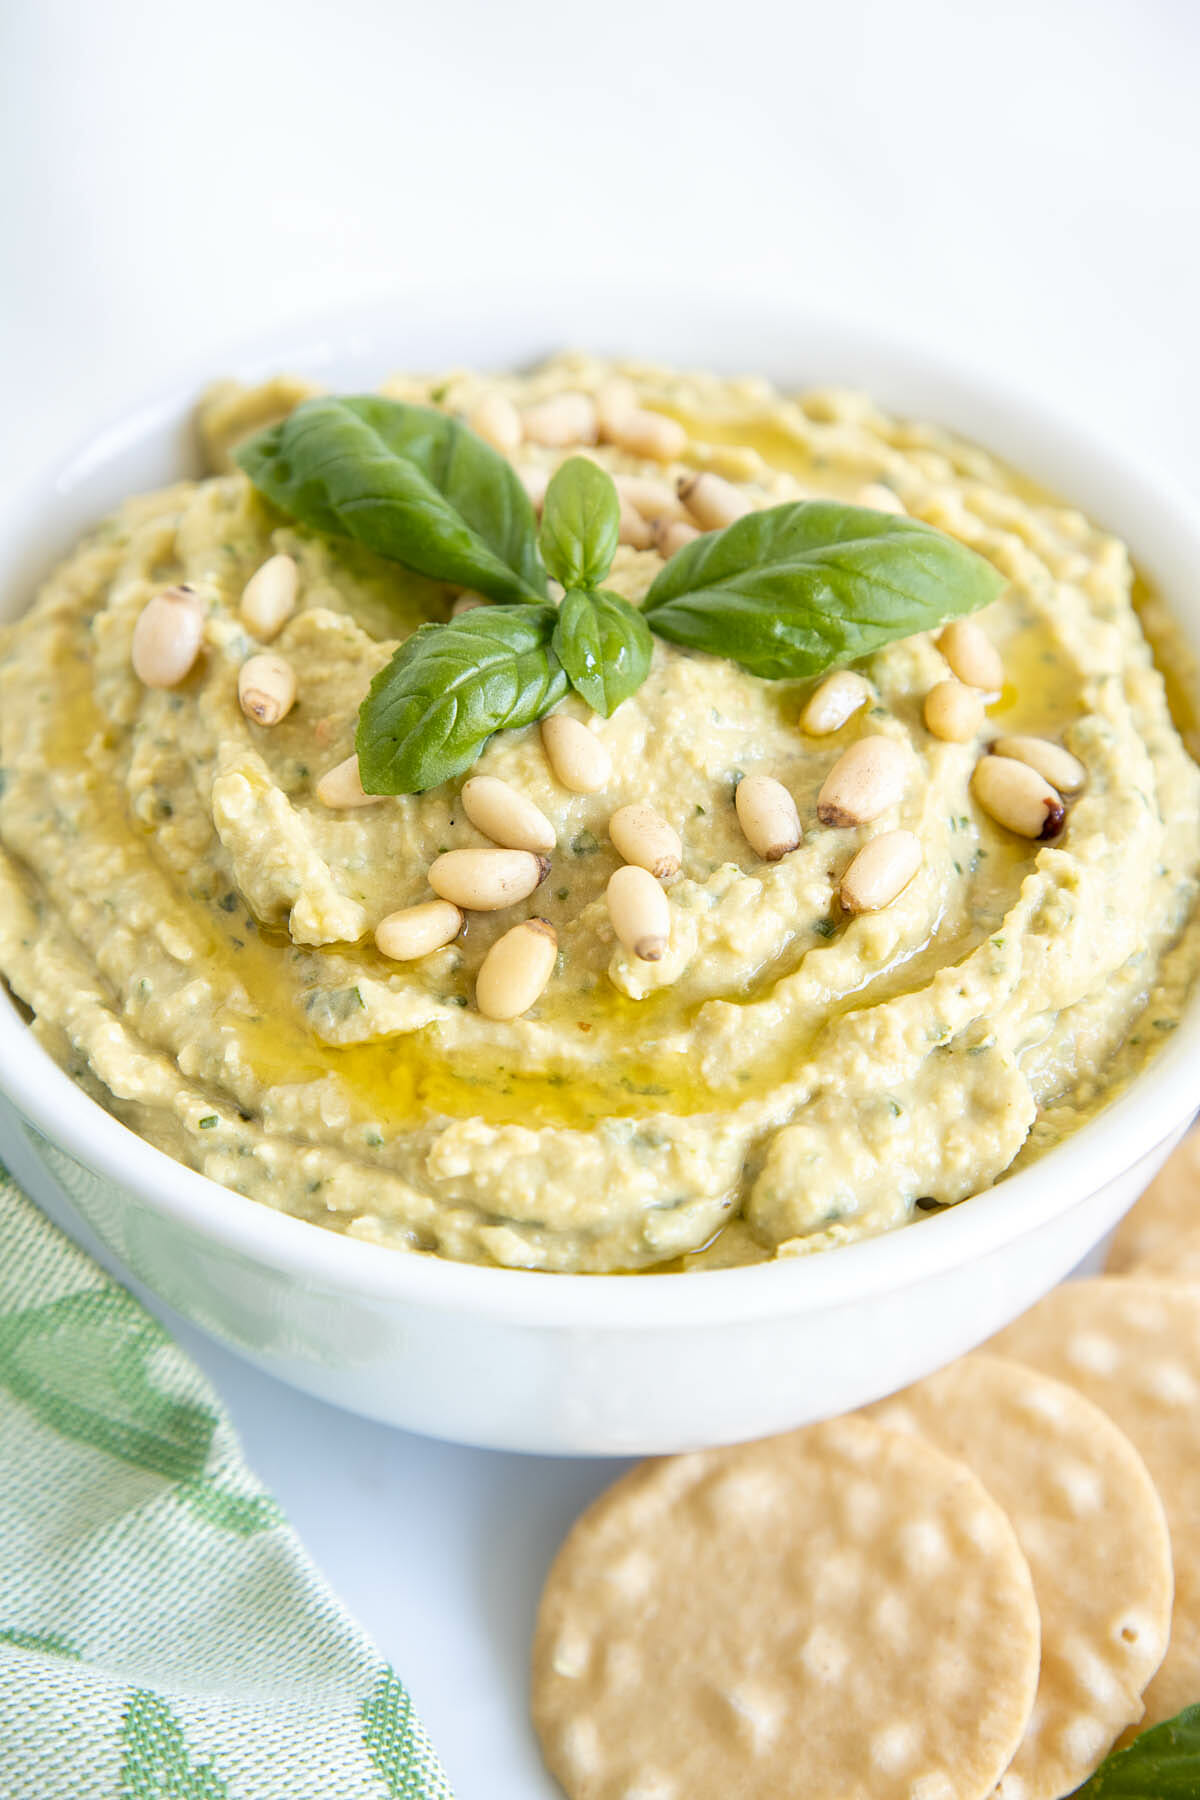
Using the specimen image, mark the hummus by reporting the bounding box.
[2,355,1198,1272]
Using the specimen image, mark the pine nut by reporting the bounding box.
[428,847,549,910]
[614,474,682,521]
[840,829,923,913]
[618,498,655,550]
[541,714,611,793]
[518,466,550,513]
[855,482,907,514]
[923,679,985,742]
[521,393,598,448]
[938,619,1003,692]
[131,585,204,688]
[475,918,558,1019]
[237,652,296,726]
[468,392,522,457]
[971,755,1065,839]
[606,408,688,463]
[654,518,701,559]
[609,804,682,880]
[375,900,463,962]
[607,864,670,962]
[735,775,801,862]
[461,775,556,853]
[316,753,385,809]
[451,592,488,616]
[677,471,753,531]
[240,554,298,641]
[816,736,908,827]
[991,735,1085,793]
[800,670,873,736]
[595,377,638,440]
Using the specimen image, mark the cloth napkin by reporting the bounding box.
[0,1161,453,1800]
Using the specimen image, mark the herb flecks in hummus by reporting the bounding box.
[1,355,1198,1272]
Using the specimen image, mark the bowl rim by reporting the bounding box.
[2,290,1199,1329]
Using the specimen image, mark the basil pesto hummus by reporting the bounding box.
[1,355,1198,1272]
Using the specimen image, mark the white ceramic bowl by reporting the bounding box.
[2,294,1198,1455]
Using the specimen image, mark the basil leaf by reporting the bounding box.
[539,456,621,591]
[356,605,567,793]
[1067,1703,1200,1796]
[641,500,1005,679]
[552,588,653,717]
[236,396,547,606]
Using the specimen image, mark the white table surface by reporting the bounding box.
[3,2,1200,1793]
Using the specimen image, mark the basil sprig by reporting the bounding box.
[1067,1701,1200,1796]
[641,500,1005,678]
[356,606,567,794]
[237,396,1006,794]
[235,396,546,605]
[540,458,653,718]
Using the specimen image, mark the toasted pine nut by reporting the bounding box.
[606,408,688,463]
[609,804,682,880]
[451,592,488,616]
[316,753,385,809]
[840,829,923,913]
[817,736,908,827]
[131,585,204,688]
[542,714,611,793]
[801,670,874,736]
[428,847,549,910]
[972,755,1065,839]
[375,900,463,962]
[517,466,550,513]
[461,775,555,853]
[654,518,701,559]
[938,619,1003,692]
[614,473,683,524]
[468,392,522,457]
[241,554,298,641]
[475,917,558,1019]
[595,377,638,439]
[923,679,985,742]
[855,482,907,514]
[735,775,801,862]
[521,393,598,448]
[618,498,655,550]
[991,735,1085,793]
[607,864,670,962]
[237,652,296,726]
[677,471,753,531]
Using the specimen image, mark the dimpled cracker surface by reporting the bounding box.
[993,1279,1200,1729]
[1107,1130,1200,1272]
[531,1415,1040,1800]
[865,1353,1173,1800]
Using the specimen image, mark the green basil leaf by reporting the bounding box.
[552,588,653,717]
[539,456,621,591]
[1067,1703,1200,1796]
[236,396,547,606]
[641,500,1005,679]
[356,605,567,793]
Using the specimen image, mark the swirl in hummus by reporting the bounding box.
[1,355,1198,1271]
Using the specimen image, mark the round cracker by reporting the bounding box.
[993,1278,1200,1729]
[1133,1223,1200,1280]
[1108,1129,1200,1272]
[532,1414,1040,1800]
[866,1352,1172,1800]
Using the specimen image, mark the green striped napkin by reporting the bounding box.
[0,1162,453,1799]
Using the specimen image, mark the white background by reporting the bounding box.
[3,2,1200,1794]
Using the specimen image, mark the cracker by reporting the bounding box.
[1132,1223,1200,1280]
[993,1278,1200,1728]
[531,1415,1040,1800]
[1108,1128,1200,1271]
[866,1352,1172,1799]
